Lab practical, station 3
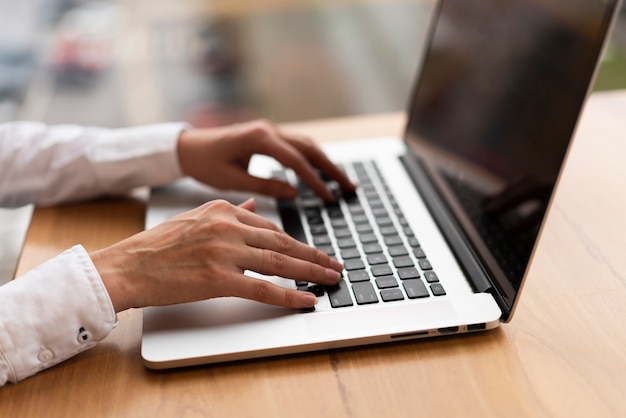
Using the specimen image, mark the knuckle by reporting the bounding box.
[311,247,326,265]
[249,119,276,138]
[252,280,272,301]
[274,231,293,252]
[208,199,233,211]
[283,290,298,306]
[270,250,287,269]
[259,248,287,274]
[205,218,233,235]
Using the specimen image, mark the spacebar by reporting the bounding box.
[277,199,307,243]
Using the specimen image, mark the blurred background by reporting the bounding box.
[1,0,625,130]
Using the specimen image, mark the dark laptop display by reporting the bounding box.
[404,0,618,319]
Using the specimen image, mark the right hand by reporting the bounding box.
[90,198,343,312]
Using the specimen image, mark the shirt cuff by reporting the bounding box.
[0,245,117,385]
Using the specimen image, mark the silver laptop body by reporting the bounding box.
[142,0,622,369]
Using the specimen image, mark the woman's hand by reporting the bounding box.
[176,119,356,200]
[91,198,343,313]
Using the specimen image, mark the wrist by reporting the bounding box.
[90,247,135,313]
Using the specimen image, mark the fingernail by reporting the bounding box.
[301,292,318,306]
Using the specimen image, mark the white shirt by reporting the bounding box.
[0,121,187,385]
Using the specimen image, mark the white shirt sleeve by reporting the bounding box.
[0,121,188,385]
[0,121,187,207]
[0,245,117,385]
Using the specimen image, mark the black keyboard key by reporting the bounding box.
[352,282,379,305]
[375,275,398,289]
[344,259,366,271]
[313,235,332,246]
[408,237,420,247]
[381,289,404,302]
[304,207,321,218]
[348,203,365,215]
[379,226,397,236]
[301,197,322,209]
[331,218,348,229]
[277,199,307,243]
[418,259,433,270]
[424,271,439,283]
[367,253,388,265]
[309,224,327,235]
[363,243,383,254]
[413,247,426,258]
[398,267,420,280]
[392,256,414,268]
[337,238,357,249]
[404,279,429,299]
[384,235,404,246]
[316,245,335,256]
[376,217,394,227]
[371,264,393,277]
[364,191,379,201]
[355,223,373,234]
[362,184,376,193]
[388,245,408,257]
[334,228,353,239]
[348,270,370,283]
[327,207,343,218]
[341,248,361,259]
[328,280,354,308]
[372,207,388,217]
[352,214,369,224]
[359,233,379,244]
[307,214,324,225]
[430,283,446,296]
[307,285,326,297]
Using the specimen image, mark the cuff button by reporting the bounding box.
[38,347,54,363]
[77,327,92,343]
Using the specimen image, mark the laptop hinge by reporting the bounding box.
[399,154,497,298]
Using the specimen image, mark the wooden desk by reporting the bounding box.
[2,93,626,417]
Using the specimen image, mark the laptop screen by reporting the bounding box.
[404,0,619,313]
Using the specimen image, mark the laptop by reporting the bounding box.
[142,0,622,369]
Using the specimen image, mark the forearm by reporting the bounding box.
[0,121,187,207]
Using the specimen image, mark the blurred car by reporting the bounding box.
[48,1,117,83]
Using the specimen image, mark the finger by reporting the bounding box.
[246,126,334,200]
[232,275,318,308]
[281,130,357,193]
[245,247,342,286]
[233,204,286,234]
[243,227,343,272]
[224,166,298,200]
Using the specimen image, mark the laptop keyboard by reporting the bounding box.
[276,160,446,310]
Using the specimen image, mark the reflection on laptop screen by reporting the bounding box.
[405,0,616,309]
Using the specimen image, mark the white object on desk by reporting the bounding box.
[0,205,33,285]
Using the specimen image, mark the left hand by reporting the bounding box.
[176,119,356,201]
